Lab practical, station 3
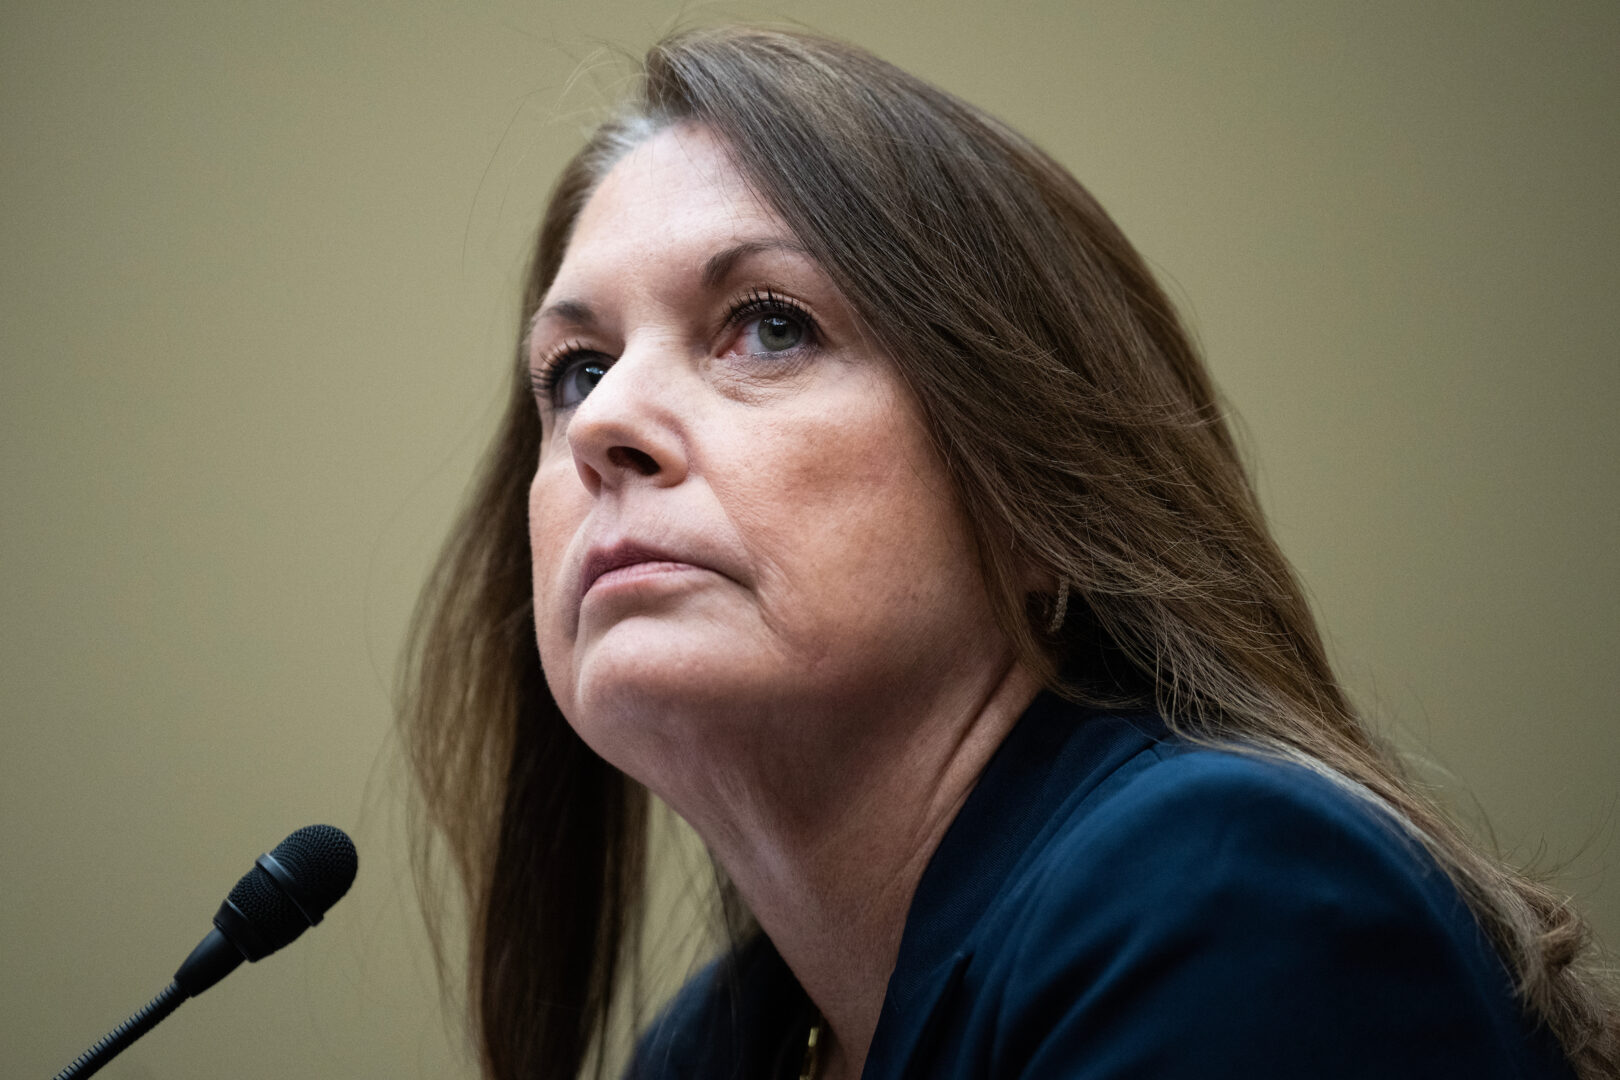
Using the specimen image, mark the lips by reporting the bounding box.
[580,540,708,599]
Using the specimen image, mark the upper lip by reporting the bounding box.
[580,540,704,598]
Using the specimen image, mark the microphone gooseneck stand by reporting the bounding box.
[53,982,186,1080]
[48,825,357,1080]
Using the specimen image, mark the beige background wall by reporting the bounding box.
[4,2,1615,1077]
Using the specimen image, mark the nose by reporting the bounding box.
[564,344,690,495]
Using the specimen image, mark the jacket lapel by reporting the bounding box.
[860,694,1168,1078]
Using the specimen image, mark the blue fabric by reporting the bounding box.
[628,693,1575,1078]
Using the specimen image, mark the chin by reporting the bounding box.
[550,618,782,764]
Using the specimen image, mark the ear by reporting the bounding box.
[1018,556,1062,596]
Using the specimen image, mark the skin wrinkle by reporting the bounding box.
[525,125,1041,1079]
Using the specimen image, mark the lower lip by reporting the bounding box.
[586,560,708,596]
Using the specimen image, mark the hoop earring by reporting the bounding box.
[1047,579,1070,634]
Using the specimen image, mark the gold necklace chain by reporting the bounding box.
[797,1014,823,1080]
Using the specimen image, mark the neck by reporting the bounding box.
[664,658,1042,1079]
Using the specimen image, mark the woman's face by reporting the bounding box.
[526,125,1007,786]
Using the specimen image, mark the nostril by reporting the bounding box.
[607,445,660,477]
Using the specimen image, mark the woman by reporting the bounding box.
[403,27,1617,1080]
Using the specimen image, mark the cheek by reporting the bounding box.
[720,388,986,658]
[527,459,589,687]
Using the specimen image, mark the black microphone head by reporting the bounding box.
[266,824,359,910]
[215,824,357,961]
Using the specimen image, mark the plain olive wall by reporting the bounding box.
[3,2,1615,1077]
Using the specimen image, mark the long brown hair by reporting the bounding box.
[401,26,1618,1080]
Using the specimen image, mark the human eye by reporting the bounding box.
[725,289,818,358]
[531,341,612,410]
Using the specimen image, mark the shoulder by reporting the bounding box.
[1033,745,1444,911]
[966,746,1573,1078]
[1001,747,1474,985]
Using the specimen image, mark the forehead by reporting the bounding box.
[554,125,785,285]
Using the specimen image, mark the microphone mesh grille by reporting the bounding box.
[271,824,358,909]
[227,864,304,945]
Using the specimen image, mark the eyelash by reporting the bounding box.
[528,288,819,402]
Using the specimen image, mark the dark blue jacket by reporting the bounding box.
[629,694,1574,1078]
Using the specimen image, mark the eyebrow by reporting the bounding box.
[532,298,598,332]
[528,238,814,343]
[699,238,811,288]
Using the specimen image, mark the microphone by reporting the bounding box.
[52,824,358,1080]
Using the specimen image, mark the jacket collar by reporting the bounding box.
[861,692,1167,1078]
